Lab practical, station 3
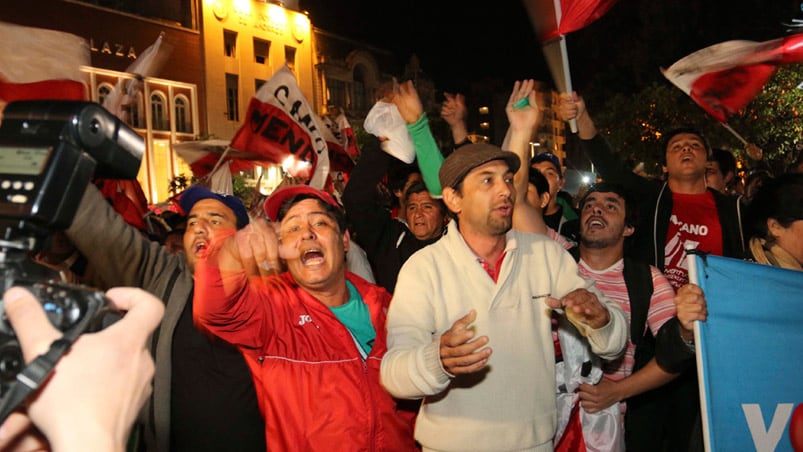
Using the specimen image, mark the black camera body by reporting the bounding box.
[0,100,144,397]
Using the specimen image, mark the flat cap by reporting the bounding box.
[438,143,521,189]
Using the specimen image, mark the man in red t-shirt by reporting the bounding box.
[557,93,746,452]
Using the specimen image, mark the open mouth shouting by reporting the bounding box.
[585,217,606,231]
[301,248,325,265]
[193,239,208,255]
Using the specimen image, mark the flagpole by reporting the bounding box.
[205,146,232,184]
[558,37,578,134]
[720,122,748,146]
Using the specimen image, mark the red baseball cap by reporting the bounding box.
[263,185,340,222]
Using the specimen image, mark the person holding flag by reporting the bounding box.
[557,92,747,451]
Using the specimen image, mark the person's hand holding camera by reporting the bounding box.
[0,286,163,452]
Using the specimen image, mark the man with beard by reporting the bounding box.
[380,140,627,452]
[572,183,679,450]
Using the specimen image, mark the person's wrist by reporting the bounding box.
[47,421,124,452]
[679,327,695,350]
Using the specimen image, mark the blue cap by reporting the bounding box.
[531,152,562,178]
[178,185,249,229]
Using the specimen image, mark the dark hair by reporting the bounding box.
[403,180,446,214]
[277,194,348,233]
[387,161,421,195]
[579,182,638,228]
[710,148,737,177]
[746,173,803,242]
[659,126,712,165]
[528,167,550,197]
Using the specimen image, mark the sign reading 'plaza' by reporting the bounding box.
[89,38,137,59]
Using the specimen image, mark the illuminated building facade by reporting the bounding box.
[3,0,395,203]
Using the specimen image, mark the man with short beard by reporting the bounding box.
[381,143,627,452]
[572,182,678,450]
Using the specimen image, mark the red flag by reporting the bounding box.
[95,178,150,232]
[230,65,330,189]
[0,21,89,102]
[662,33,803,123]
[527,0,619,41]
[174,139,262,179]
[523,0,618,133]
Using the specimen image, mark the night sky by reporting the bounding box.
[298,0,800,94]
[298,0,550,91]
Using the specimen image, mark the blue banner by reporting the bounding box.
[692,255,803,452]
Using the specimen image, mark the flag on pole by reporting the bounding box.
[174,139,262,179]
[523,0,619,132]
[320,109,357,173]
[689,254,803,452]
[230,65,330,189]
[662,33,803,123]
[103,32,171,121]
[0,21,89,102]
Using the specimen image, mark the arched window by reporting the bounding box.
[97,82,114,106]
[151,91,168,130]
[174,95,191,133]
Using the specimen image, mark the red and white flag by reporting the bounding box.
[321,110,358,173]
[174,139,261,179]
[523,0,619,132]
[230,65,330,189]
[0,21,89,102]
[103,32,172,121]
[662,33,803,123]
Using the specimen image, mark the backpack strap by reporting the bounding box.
[622,256,655,371]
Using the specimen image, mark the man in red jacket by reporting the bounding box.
[193,185,417,451]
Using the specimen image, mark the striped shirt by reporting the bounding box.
[578,258,677,380]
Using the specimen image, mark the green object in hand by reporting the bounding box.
[513,98,530,109]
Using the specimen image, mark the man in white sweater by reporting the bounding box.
[381,142,628,452]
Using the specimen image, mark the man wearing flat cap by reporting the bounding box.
[192,185,417,451]
[380,143,628,452]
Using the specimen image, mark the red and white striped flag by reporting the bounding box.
[230,65,330,189]
[0,21,89,102]
[662,33,803,123]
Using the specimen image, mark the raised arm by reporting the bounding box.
[440,92,469,147]
[392,79,445,197]
[505,80,547,234]
[556,92,652,192]
[193,218,280,342]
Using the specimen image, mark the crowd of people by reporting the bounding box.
[3,77,802,452]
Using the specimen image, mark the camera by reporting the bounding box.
[0,100,144,398]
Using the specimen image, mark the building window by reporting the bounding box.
[284,46,296,71]
[97,82,114,106]
[254,38,270,64]
[352,65,368,112]
[255,79,266,92]
[224,30,237,57]
[151,92,168,130]
[326,78,347,111]
[174,95,191,133]
[130,92,144,129]
[226,73,239,122]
